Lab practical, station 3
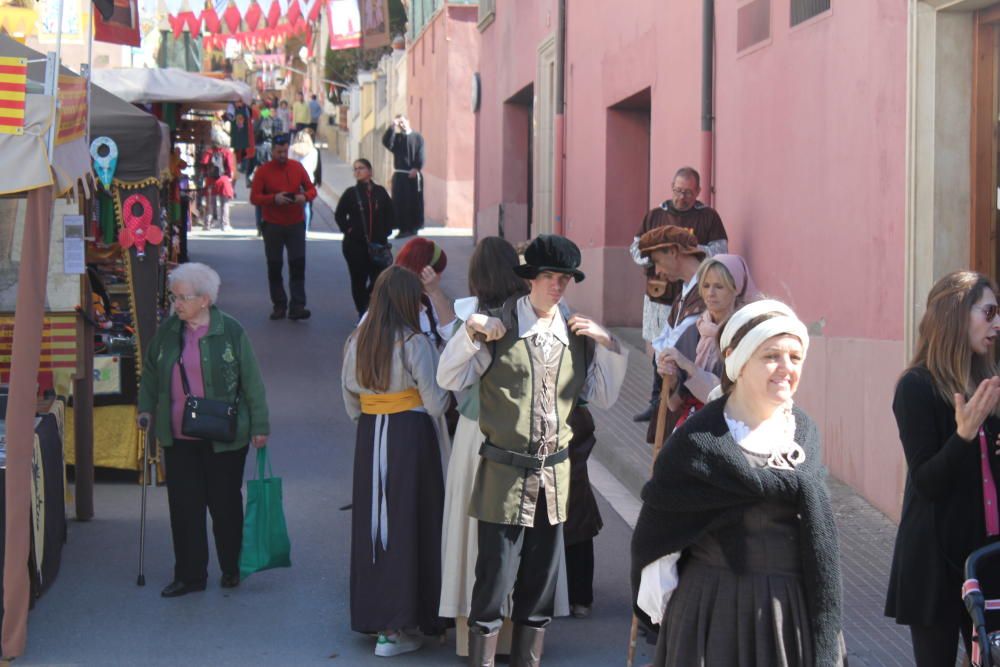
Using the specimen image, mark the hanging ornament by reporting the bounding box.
[223,4,242,33]
[201,7,220,33]
[265,0,280,28]
[89,137,118,190]
[245,1,262,30]
[298,0,318,23]
[168,13,186,38]
[286,0,300,25]
[119,193,164,260]
[181,10,202,36]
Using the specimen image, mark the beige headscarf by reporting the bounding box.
[694,254,761,370]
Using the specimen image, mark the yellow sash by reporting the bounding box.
[360,388,423,415]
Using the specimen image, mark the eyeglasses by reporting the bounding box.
[353,166,369,172]
[672,188,696,198]
[976,304,1000,322]
[168,293,200,304]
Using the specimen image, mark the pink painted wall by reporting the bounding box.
[475,0,912,518]
[407,5,479,228]
[475,0,558,241]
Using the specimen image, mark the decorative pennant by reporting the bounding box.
[168,12,185,38]
[285,0,300,25]
[0,56,28,136]
[233,0,253,18]
[119,193,163,260]
[328,0,360,51]
[201,7,220,33]
[182,10,202,35]
[90,137,119,190]
[244,1,262,30]
[299,0,318,22]
[265,0,280,28]
[223,3,241,32]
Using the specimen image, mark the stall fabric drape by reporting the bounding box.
[0,94,54,196]
[2,185,54,658]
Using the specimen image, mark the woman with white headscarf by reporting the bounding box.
[632,300,846,666]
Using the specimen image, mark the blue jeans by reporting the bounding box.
[304,202,312,232]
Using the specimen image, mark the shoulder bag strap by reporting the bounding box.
[177,325,193,398]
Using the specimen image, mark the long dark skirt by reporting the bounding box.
[350,410,445,634]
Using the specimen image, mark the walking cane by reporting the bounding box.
[627,392,671,667]
[136,414,151,586]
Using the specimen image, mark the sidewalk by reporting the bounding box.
[309,151,914,665]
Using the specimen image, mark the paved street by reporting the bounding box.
[15,159,922,665]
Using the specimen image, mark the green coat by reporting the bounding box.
[137,306,269,452]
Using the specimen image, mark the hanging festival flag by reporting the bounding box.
[285,0,300,25]
[56,74,87,145]
[183,10,202,35]
[94,0,141,46]
[359,0,388,49]
[244,1,262,30]
[265,0,280,28]
[223,3,241,33]
[0,56,27,137]
[89,137,118,189]
[201,7,220,33]
[305,0,321,22]
[168,12,185,38]
[327,0,359,51]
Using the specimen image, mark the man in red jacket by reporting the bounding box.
[250,133,317,320]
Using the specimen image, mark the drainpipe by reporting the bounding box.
[553,0,567,235]
[701,0,714,206]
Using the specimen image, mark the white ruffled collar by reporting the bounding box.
[724,403,806,470]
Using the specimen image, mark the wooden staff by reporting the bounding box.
[627,392,671,667]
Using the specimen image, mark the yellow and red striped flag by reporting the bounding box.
[56,74,87,145]
[0,56,27,136]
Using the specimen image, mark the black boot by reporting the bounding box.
[510,624,545,667]
[467,628,499,667]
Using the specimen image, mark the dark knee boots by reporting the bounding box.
[468,628,499,667]
[510,624,545,667]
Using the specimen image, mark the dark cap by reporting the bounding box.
[638,225,706,260]
[272,133,290,145]
[514,234,585,283]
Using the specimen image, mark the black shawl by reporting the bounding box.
[631,397,843,667]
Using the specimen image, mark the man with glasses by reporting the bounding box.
[249,133,317,321]
[629,166,728,422]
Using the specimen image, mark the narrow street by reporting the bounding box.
[13,164,914,666]
[17,186,643,666]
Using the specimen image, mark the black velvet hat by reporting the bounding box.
[515,234,586,283]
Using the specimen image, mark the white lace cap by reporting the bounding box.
[721,300,809,382]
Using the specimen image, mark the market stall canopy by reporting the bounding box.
[0,34,91,195]
[89,83,170,183]
[92,67,253,105]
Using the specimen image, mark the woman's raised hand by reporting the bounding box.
[955,377,1000,441]
[465,313,506,342]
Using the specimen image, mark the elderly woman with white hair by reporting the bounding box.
[137,262,270,598]
[631,300,846,666]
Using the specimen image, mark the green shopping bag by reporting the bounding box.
[239,448,291,578]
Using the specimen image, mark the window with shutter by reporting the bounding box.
[737,0,771,53]
[791,0,830,26]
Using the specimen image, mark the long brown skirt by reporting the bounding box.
[350,410,445,635]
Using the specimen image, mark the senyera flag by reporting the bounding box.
[56,75,87,145]
[94,0,141,46]
[0,56,27,136]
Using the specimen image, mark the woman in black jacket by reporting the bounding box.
[334,159,394,317]
[886,270,1000,666]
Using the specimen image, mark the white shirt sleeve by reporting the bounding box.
[637,552,681,625]
[581,338,628,409]
[436,324,493,391]
[630,236,649,266]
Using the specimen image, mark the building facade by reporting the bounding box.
[406,1,479,228]
[473,0,1000,519]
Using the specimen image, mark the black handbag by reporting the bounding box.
[177,327,239,442]
[355,186,393,270]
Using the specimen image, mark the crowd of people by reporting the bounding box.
[143,130,1000,665]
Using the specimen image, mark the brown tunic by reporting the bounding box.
[637,200,728,243]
